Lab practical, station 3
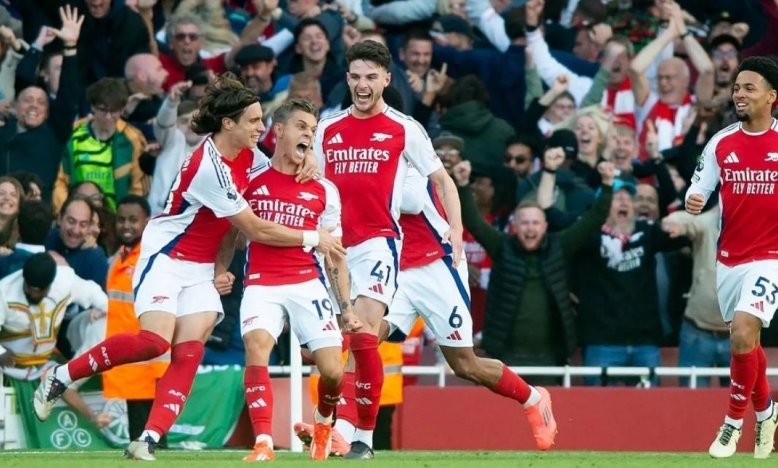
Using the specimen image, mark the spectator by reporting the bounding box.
[53,77,147,212]
[0,200,51,278]
[557,106,611,189]
[0,8,83,202]
[122,53,170,124]
[149,81,204,216]
[574,180,688,386]
[0,175,23,248]
[45,195,109,289]
[503,134,539,181]
[285,19,344,102]
[69,181,105,209]
[235,44,285,102]
[432,132,464,175]
[454,155,615,384]
[439,75,515,172]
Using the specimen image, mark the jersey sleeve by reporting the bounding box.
[313,122,326,170]
[402,118,443,177]
[400,165,427,215]
[188,157,249,218]
[319,179,343,237]
[250,148,271,180]
[686,134,721,205]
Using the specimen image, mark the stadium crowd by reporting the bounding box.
[0,0,777,453]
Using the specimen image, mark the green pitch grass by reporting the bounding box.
[0,450,767,467]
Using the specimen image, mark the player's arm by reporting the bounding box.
[216,226,239,276]
[403,120,464,264]
[229,207,332,249]
[685,135,720,214]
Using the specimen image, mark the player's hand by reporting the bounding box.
[214,272,235,295]
[315,227,347,261]
[686,193,704,215]
[340,312,363,334]
[452,160,471,187]
[0,350,14,368]
[295,149,320,183]
[661,218,683,238]
[92,411,113,428]
[443,226,464,268]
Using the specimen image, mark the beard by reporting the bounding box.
[736,111,750,122]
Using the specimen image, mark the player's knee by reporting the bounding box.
[243,333,275,364]
[730,314,761,353]
[320,366,344,388]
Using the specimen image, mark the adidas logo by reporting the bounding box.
[253,185,270,196]
[327,133,344,145]
[724,152,740,164]
[356,397,372,405]
[369,284,384,295]
[164,403,181,415]
[322,322,337,332]
[88,354,97,372]
[249,398,268,409]
[752,301,765,313]
[446,330,463,341]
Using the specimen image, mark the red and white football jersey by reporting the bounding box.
[398,166,450,270]
[142,137,269,263]
[313,105,442,248]
[244,166,342,286]
[687,120,778,266]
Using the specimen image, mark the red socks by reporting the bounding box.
[337,371,358,425]
[728,348,759,421]
[317,375,344,419]
[350,333,383,430]
[752,346,771,413]
[492,365,532,404]
[144,341,205,436]
[244,366,274,437]
[67,330,168,381]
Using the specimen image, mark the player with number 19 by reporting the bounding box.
[686,57,778,459]
[239,99,362,462]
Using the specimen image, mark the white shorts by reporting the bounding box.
[717,260,778,327]
[133,253,223,322]
[384,256,473,347]
[240,279,342,353]
[347,237,401,307]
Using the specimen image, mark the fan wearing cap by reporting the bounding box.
[709,34,741,108]
[0,252,109,425]
[235,44,287,102]
[433,132,465,174]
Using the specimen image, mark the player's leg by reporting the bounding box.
[127,279,222,461]
[419,257,555,450]
[240,286,285,462]
[346,242,400,458]
[34,255,176,422]
[287,280,345,460]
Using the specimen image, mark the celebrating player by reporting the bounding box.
[239,99,361,462]
[32,74,345,461]
[687,56,778,459]
[312,40,462,458]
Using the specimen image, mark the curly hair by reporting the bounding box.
[190,72,259,135]
[737,56,778,91]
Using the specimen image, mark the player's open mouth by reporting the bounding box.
[295,141,309,156]
[735,102,748,110]
[356,92,370,103]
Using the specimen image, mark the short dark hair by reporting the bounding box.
[736,56,778,90]
[117,194,151,217]
[294,18,328,45]
[443,75,490,108]
[191,73,259,135]
[68,181,104,197]
[60,194,95,219]
[17,201,53,245]
[87,77,130,111]
[401,28,433,50]
[273,98,318,124]
[23,252,57,289]
[504,7,527,42]
[346,40,391,71]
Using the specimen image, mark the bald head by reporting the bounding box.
[124,53,169,96]
[657,57,691,105]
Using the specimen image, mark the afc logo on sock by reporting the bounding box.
[168,389,187,402]
[356,381,372,390]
